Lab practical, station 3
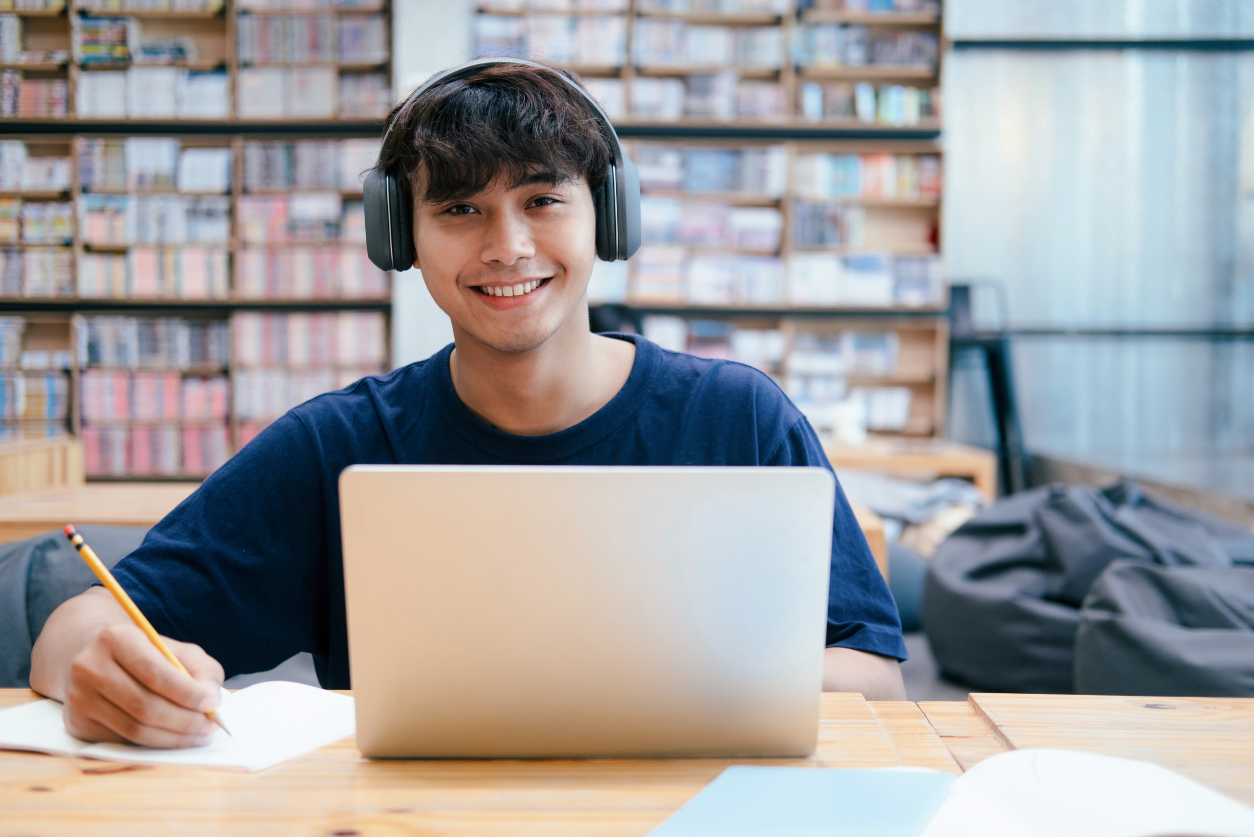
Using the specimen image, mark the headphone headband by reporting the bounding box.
[362,58,641,271]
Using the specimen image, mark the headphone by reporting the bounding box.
[363,58,641,273]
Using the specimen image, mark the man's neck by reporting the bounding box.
[449,322,635,437]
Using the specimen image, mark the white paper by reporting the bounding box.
[921,748,1254,837]
[0,681,355,773]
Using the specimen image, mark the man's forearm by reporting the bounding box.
[30,586,131,700]
[822,646,907,700]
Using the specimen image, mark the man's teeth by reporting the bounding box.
[482,280,541,297]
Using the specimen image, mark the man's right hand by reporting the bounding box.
[30,587,225,749]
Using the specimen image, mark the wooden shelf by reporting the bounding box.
[84,363,227,374]
[0,6,66,16]
[639,190,781,206]
[82,188,229,195]
[792,244,939,255]
[552,63,624,76]
[798,64,937,81]
[3,240,73,246]
[237,4,384,14]
[623,301,947,315]
[473,6,624,16]
[80,60,226,71]
[634,10,781,24]
[800,10,941,26]
[792,196,940,208]
[242,188,364,196]
[239,62,388,71]
[0,62,68,71]
[0,297,393,309]
[75,8,224,17]
[80,417,228,426]
[635,64,781,79]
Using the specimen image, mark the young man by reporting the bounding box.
[31,63,906,749]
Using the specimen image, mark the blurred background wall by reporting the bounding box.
[942,0,1254,499]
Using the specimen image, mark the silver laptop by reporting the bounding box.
[339,465,835,759]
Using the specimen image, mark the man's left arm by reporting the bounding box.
[757,401,910,699]
[823,647,906,700]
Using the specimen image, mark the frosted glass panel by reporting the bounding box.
[943,49,1254,327]
[1011,338,1253,458]
[946,0,1254,39]
[943,47,1254,466]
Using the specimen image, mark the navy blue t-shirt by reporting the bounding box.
[110,334,906,688]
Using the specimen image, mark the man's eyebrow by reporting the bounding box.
[513,170,571,188]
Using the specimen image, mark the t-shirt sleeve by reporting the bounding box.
[107,413,330,679]
[765,416,908,661]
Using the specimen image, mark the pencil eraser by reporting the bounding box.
[63,525,76,537]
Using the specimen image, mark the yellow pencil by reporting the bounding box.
[63,525,231,738]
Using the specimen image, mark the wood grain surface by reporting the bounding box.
[0,690,955,837]
[0,483,199,543]
[968,693,1254,807]
[868,701,962,774]
[916,698,1009,771]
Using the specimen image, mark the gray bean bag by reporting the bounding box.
[921,481,1254,693]
[1075,561,1254,697]
[0,525,150,688]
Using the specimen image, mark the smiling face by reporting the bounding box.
[413,172,598,355]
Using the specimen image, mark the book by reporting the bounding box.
[77,315,231,369]
[0,681,356,773]
[647,750,1254,837]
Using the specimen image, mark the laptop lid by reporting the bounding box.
[339,465,834,759]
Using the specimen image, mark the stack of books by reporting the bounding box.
[793,151,941,200]
[788,251,941,306]
[785,327,913,434]
[242,138,380,192]
[232,309,387,442]
[637,0,788,11]
[795,24,937,69]
[475,14,627,66]
[78,247,230,299]
[0,71,68,117]
[18,246,72,297]
[76,67,229,118]
[797,81,938,126]
[641,316,786,377]
[18,201,73,244]
[78,0,224,10]
[632,74,785,122]
[76,315,230,370]
[633,21,784,68]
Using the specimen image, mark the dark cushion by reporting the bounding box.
[1074,561,1254,697]
[0,525,150,688]
[921,481,1251,693]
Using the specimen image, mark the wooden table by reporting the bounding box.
[0,482,199,544]
[825,437,999,501]
[2,690,1251,834]
[0,690,958,836]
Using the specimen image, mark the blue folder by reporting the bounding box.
[648,766,955,837]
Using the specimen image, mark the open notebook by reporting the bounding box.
[648,749,1254,837]
[0,680,355,772]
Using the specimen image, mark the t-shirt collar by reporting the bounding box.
[432,333,660,463]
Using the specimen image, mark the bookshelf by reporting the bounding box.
[0,132,391,479]
[0,0,391,121]
[518,0,947,441]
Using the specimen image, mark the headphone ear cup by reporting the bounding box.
[391,174,414,271]
[363,167,397,272]
[592,177,612,262]
[619,156,641,261]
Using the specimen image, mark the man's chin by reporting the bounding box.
[464,321,565,356]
